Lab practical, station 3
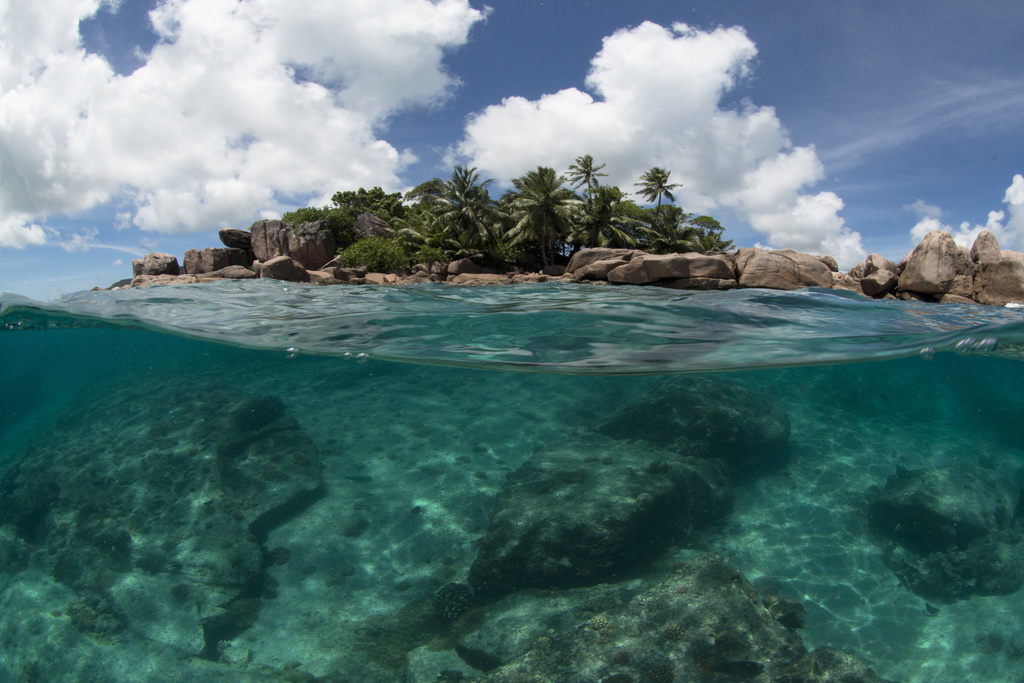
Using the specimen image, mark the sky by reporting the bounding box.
[1,0,1023,300]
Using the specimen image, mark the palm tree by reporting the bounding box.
[691,215,734,253]
[505,167,583,267]
[645,205,703,254]
[566,154,608,193]
[405,165,499,246]
[569,185,642,249]
[634,167,681,213]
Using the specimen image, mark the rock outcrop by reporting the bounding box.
[897,230,960,294]
[468,434,732,597]
[259,255,311,282]
[734,248,834,290]
[352,212,392,239]
[606,252,736,287]
[183,247,250,274]
[218,228,253,251]
[132,252,180,277]
[250,220,336,271]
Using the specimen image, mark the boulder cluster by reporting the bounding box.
[126,214,1024,306]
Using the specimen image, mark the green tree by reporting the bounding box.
[566,154,608,193]
[505,167,583,267]
[644,205,703,254]
[282,186,406,249]
[634,167,682,213]
[405,166,499,246]
[568,185,642,249]
[691,215,734,252]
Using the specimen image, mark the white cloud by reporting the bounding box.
[0,0,484,242]
[908,174,1024,250]
[455,21,865,268]
[0,216,48,249]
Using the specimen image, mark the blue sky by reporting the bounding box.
[1,0,1023,300]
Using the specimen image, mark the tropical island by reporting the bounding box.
[124,157,1024,307]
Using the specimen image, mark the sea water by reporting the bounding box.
[1,280,1023,682]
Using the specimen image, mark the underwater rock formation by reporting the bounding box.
[869,466,1024,599]
[597,375,791,474]
[466,554,893,683]
[0,381,323,656]
[467,434,732,597]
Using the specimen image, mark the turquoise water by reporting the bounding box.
[1,280,1024,681]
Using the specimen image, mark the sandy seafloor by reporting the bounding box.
[1,324,1024,682]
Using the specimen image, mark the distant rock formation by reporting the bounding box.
[250,219,336,271]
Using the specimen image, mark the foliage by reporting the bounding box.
[566,154,608,192]
[405,166,500,246]
[282,186,406,249]
[644,205,702,254]
[691,216,734,252]
[336,236,414,273]
[568,185,643,249]
[504,166,583,267]
[634,167,682,212]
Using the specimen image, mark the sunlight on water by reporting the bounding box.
[1,282,1023,682]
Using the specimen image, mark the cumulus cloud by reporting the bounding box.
[908,174,1024,250]
[0,0,484,243]
[455,21,866,268]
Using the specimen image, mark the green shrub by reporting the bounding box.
[338,237,414,272]
[281,206,356,249]
[413,246,450,265]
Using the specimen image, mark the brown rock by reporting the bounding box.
[204,265,256,279]
[541,264,566,276]
[734,248,834,290]
[817,255,839,272]
[606,252,736,285]
[134,252,181,277]
[832,272,866,295]
[575,258,630,281]
[860,271,897,297]
[183,247,250,274]
[939,294,977,304]
[971,231,1001,264]
[975,259,1024,305]
[447,273,512,285]
[308,270,342,284]
[661,277,738,290]
[130,274,200,287]
[250,219,336,270]
[446,258,496,276]
[898,231,959,294]
[863,253,899,277]
[259,255,311,282]
[364,272,400,285]
[565,248,639,274]
[511,273,549,283]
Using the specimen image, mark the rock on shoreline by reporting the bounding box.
[124,220,1024,306]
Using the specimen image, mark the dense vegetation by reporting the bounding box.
[283,156,732,272]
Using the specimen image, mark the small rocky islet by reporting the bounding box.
[124,214,1024,306]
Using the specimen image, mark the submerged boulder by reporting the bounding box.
[468,435,732,597]
[868,466,1023,599]
[473,554,892,683]
[597,375,791,473]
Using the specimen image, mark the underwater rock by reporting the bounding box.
[868,466,1018,553]
[467,435,732,596]
[469,554,892,683]
[0,380,324,652]
[869,466,1024,600]
[596,375,791,474]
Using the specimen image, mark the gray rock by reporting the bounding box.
[183,247,250,274]
[109,573,204,654]
[259,255,311,282]
[971,230,1001,264]
[832,271,866,295]
[541,264,565,276]
[565,247,639,274]
[250,219,336,270]
[135,252,181,276]
[861,270,898,297]
[975,258,1024,305]
[898,230,959,294]
[218,228,252,250]
[817,254,839,272]
[468,434,732,597]
[353,212,393,239]
[863,253,899,277]
[734,248,834,289]
[606,252,735,285]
